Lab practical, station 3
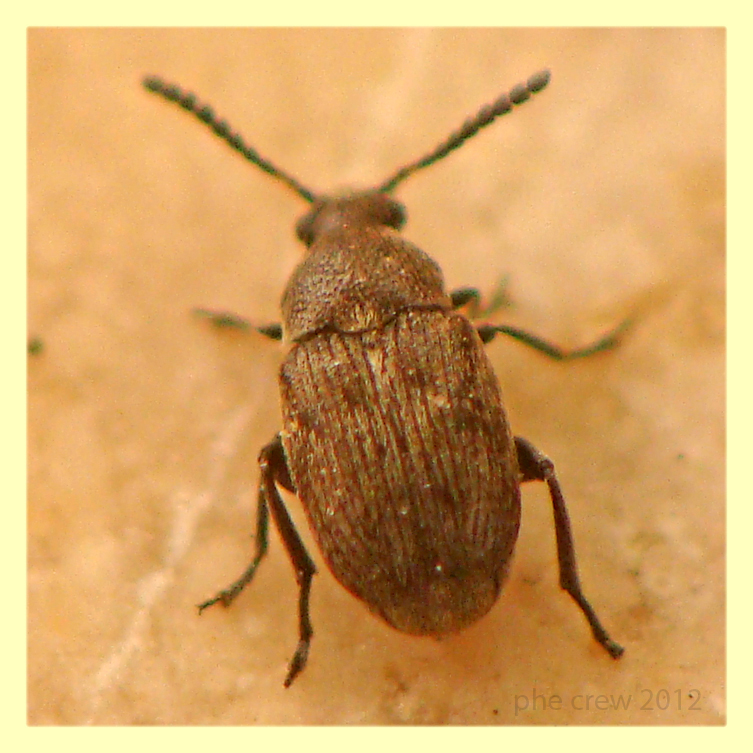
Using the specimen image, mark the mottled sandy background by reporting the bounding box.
[28,28,724,725]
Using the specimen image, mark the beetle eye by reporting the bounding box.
[295,214,314,246]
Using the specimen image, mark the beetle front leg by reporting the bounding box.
[199,434,316,687]
[450,275,511,319]
[514,435,625,659]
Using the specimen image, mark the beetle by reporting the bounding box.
[144,69,625,687]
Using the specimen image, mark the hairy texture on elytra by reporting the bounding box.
[280,309,521,635]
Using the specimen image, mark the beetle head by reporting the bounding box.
[295,191,407,247]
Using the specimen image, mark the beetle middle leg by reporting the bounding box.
[514,435,624,659]
[476,318,630,358]
[451,282,629,358]
[199,434,317,687]
[194,307,283,340]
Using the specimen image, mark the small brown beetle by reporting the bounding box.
[144,69,625,687]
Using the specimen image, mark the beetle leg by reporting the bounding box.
[193,307,283,340]
[450,275,510,318]
[258,435,317,687]
[476,318,630,357]
[450,287,482,310]
[197,484,269,613]
[514,435,624,659]
[198,434,316,686]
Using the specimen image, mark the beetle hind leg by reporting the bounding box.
[197,486,270,613]
[198,434,317,686]
[514,435,625,659]
[259,436,318,687]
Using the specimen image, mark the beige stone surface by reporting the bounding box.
[28,28,724,725]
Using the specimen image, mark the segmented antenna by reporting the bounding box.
[376,69,551,194]
[142,75,317,203]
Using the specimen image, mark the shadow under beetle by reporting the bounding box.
[144,69,626,687]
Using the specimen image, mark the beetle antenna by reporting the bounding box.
[143,75,317,204]
[376,69,551,194]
